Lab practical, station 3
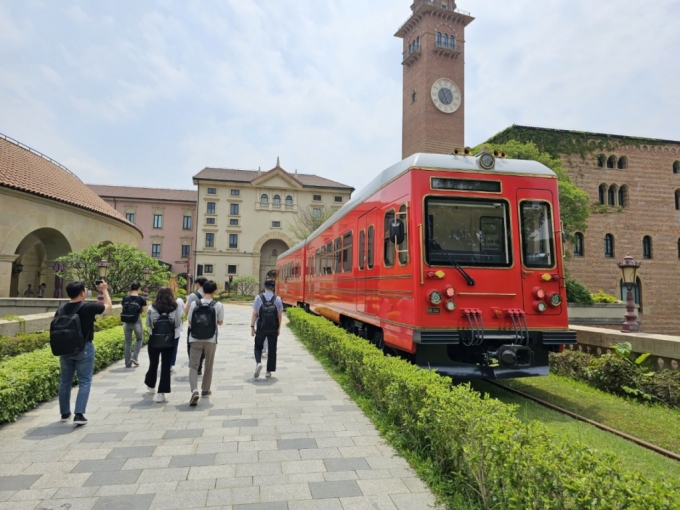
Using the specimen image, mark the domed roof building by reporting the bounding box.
[0,133,142,297]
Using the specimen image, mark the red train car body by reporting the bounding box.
[276,153,576,378]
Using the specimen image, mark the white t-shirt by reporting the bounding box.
[175,297,185,338]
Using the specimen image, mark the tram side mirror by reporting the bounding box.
[389,218,405,245]
[560,221,566,244]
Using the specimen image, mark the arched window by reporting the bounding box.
[617,156,628,169]
[416,35,420,49]
[597,154,606,168]
[443,34,449,47]
[574,232,584,257]
[604,234,614,258]
[607,155,617,169]
[607,185,616,206]
[676,190,680,210]
[450,35,455,49]
[285,195,293,207]
[260,194,268,204]
[674,161,680,174]
[271,249,278,257]
[677,238,680,259]
[642,236,652,259]
[618,185,628,208]
[598,184,607,205]
[273,195,281,206]
[436,32,442,45]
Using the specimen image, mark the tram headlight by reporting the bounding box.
[534,301,547,313]
[445,300,456,311]
[549,293,562,307]
[429,290,443,305]
[532,286,546,300]
[444,285,455,298]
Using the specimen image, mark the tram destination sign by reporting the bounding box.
[431,178,501,193]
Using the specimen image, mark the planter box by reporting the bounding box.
[567,303,633,325]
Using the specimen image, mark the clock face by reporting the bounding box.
[431,78,461,114]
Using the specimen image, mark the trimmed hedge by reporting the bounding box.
[287,308,680,509]
[0,325,144,424]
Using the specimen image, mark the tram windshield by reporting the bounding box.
[425,197,512,267]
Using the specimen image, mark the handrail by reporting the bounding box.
[0,132,80,180]
[435,41,459,51]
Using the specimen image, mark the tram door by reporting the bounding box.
[357,209,377,314]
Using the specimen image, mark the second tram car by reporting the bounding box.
[276,152,577,378]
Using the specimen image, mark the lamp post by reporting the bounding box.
[143,267,151,298]
[96,259,110,303]
[617,253,641,333]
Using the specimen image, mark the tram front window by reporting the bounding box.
[520,201,555,268]
[425,197,512,267]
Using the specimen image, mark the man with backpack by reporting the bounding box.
[184,277,207,375]
[186,280,224,405]
[52,281,112,425]
[120,282,147,368]
[251,279,283,379]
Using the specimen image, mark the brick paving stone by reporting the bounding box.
[0,305,441,509]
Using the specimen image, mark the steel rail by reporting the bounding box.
[486,380,680,462]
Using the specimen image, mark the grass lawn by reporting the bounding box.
[470,378,680,483]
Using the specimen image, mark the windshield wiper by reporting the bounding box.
[428,237,476,286]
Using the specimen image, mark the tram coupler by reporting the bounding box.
[488,345,534,369]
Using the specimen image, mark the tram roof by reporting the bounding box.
[279,152,556,259]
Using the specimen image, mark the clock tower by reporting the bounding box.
[396,1,474,159]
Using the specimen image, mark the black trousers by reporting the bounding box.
[187,329,204,371]
[254,332,278,372]
[145,343,173,393]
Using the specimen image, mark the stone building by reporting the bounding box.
[88,185,197,276]
[0,134,142,298]
[487,125,680,334]
[192,161,353,288]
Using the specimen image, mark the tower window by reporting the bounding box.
[436,32,442,45]
[412,90,417,103]
[674,161,680,174]
[642,236,652,259]
[618,185,628,207]
[443,34,449,48]
[574,233,584,257]
[607,155,617,169]
[598,184,606,205]
[675,190,680,210]
[604,234,614,258]
[597,154,606,168]
[617,156,628,169]
[607,185,616,206]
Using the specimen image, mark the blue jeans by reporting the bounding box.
[59,342,95,415]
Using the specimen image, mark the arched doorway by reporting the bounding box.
[259,239,289,289]
[10,228,72,297]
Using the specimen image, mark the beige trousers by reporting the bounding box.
[189,342,217,392]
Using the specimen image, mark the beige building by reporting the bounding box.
[192,161,353,288]
[0,134,142,298]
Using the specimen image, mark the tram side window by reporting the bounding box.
[398,204,409,265]
[384,209,396,268]
[359,230,365,270]
[315,249,321,276]
[342,232,353,272]
[520,201,555,268]
[325,242,333,274]
[334,237,342,273]
[320,246,326,276]
[367,226,375,269]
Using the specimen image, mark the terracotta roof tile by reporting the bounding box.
[0,135,140,234]
[194,167,354,190]
[87,184,197,203]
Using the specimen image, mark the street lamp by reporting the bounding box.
[143,267,151,297]
[96,259,110,303]
[617,253,641,333]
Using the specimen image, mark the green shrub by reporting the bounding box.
[94,314,123,332]
[0,325,146,424]
[287,308,680,509]
[590,290,620,303]
[566,276,594,305]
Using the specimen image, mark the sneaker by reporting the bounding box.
[189,390,200,406]
[265,372,272,378]
[170,366,175,373]
[155,393,166,403]
[146,385,155,394]
[131,358,139,366]
[73,414,87,426]
[201,390,211,397]
[125,364,132,368]
[60,413,71,423]
[254,363,262,379]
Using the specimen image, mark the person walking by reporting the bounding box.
[184,277,207,374]
[251,279,283,379]
[37,283,46,298]
[23,284,34,297]
[187,280,223,405]
[170,295,184,372]
[57,281,112,425]
[145,287,182,403]
[121,282,147,368]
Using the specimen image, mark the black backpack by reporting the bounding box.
[50,302,86,356]
[190,301,217,340]
[257,293,280,334]
[120,298,142,323]
[150,313,175,349]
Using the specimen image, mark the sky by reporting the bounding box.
[1,0,679,193]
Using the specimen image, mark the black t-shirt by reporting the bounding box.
[58,301,106,343]
[122,295,147,316]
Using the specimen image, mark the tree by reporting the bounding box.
[473,140,590,244]
[288,206,336,242]
[56,243,172,295]
[232,275,259,296]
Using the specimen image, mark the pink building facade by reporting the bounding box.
[88,185,197,275]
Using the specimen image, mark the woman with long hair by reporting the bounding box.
[145,287,182,402]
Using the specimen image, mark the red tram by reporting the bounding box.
[276,152,576,378]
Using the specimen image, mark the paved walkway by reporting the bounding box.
[0,304,441,510]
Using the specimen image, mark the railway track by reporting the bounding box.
[485,379,680,462]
